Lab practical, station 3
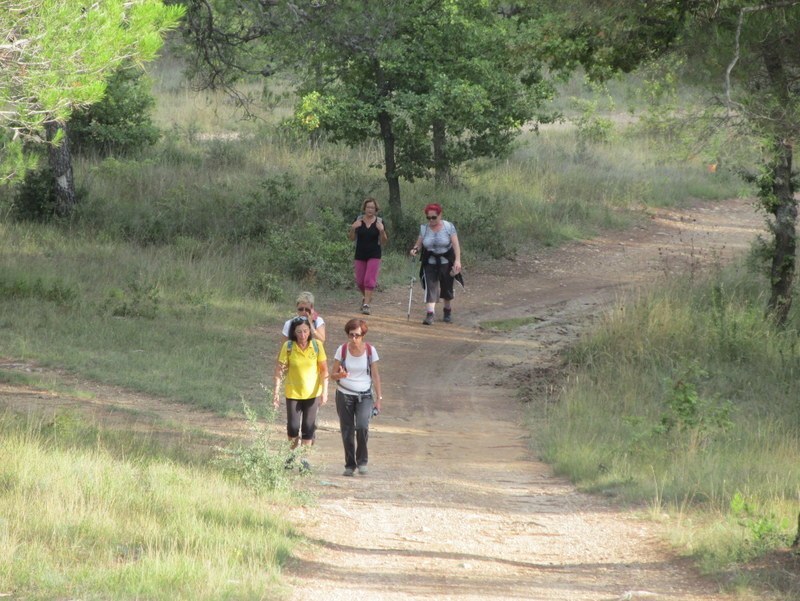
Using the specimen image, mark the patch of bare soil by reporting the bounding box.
[0,198,782,600]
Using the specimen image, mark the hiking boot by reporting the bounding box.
[343,467,355,477]
[443,308,452,323]
[361,303,371,315]
[357,465,369,475]
[422,312,435,325]
[299,459,312,474]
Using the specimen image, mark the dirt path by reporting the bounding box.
[284,198,765,601]
[0,198,765,600]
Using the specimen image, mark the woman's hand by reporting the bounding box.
[409,247,419,257]
[351,218,363,230]
[451,260,462,275]
[272,392,280,409]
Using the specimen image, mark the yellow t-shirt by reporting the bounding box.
[278,340,327,400]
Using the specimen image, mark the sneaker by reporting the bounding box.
[422,312,434,325]
[342,467,355,477]
[361,303,371,315]
[443,308,452,323]
[357,466,369,475]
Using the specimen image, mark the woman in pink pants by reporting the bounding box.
[348,197,388,315]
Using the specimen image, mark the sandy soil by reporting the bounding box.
[0,198,771,600]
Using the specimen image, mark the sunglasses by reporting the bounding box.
[292,316,310,325]
[348,332,363,339]
[426,215,438,220]
[296,306,312,312]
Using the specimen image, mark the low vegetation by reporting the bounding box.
[1,58,792,598]
[532,259,800,598]
[0,407,300,600]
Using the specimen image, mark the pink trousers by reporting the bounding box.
[354,258,382,292]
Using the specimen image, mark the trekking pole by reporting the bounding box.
[406,257,417,321]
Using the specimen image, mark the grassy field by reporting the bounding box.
[0,406,300,600]
[532,260,800,598]
[2,57,794,598]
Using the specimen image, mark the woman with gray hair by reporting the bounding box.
[281,291,326,343]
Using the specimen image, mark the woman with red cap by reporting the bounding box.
[409,203,462,325]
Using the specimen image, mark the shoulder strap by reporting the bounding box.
[340,343,371,375]
[286,339,319,362]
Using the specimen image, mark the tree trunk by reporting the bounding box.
[45,121,77,218]
[761,45,797,327]
[377,109,402,227]
[766,139,796,327]
[432,118,452,187]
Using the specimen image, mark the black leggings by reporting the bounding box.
[286,397,319,441]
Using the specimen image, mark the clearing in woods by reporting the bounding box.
[0,198,768,600]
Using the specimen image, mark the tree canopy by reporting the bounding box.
[540,0,800,324]
[0,0,184,182]
[184,0,554,223]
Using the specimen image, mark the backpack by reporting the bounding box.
[339,342,373,376]
[355,215,386,246]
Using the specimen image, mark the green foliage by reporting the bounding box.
[69,66,161,157]
[654,362,733,454]
[265,207,353,288]
[535,260,800,572]
[569,96,615,159]
[184,0,554,205]
[450,194,513,259]
[1,0,185,182]
[11,166,60,222]
[104,277,161,319]
[215,400,296,494]
[0,271,78,306]
[729,492,792,561]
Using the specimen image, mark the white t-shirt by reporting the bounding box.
[282,315,325,338]
[334,343,379,394]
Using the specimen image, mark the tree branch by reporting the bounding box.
[725,1,800,110]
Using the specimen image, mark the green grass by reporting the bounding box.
[0,71,748,415]
[0,410,300,601]
[0,57,781,599]
[531,259,800,597]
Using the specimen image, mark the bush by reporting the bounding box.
[69,66,161,157]
[451,195,513,259]
[12,167,60,222]
[215,400,297,493]
[265,207,353,288]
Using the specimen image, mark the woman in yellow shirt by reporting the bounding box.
[273,316,329,471]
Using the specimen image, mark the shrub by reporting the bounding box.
[12,167,60,222]
[215,400,296,493]
[69,66,161,157]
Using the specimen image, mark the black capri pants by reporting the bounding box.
[285,397,319,441]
